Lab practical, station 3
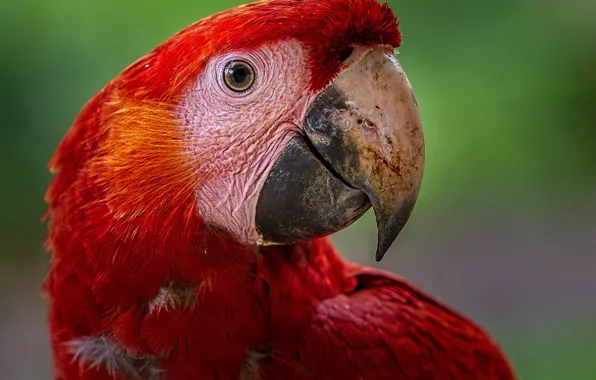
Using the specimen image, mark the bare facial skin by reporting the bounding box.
[180,41,315,243]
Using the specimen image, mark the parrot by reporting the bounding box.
[43,0,517,379]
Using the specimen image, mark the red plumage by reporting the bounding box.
[43,1,516,379]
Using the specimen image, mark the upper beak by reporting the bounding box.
[255,46,425,261]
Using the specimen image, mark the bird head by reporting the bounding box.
[47,0,424,262]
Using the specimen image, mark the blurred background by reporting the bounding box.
[1,0,595,378]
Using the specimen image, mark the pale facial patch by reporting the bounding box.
[180,40,315,244]
[66,335,162,379]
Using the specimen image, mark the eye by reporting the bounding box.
[223,60,256,92]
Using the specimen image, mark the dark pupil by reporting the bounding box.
[232,66,248,84]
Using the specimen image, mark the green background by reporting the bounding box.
[1,0,595,378]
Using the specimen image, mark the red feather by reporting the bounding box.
[259,240,516,380]
[44,1,515,379]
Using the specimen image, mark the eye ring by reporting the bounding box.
[223,60,256,93]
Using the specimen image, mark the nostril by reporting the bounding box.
[339,47,354,63]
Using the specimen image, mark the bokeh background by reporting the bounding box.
[1,0,595,378]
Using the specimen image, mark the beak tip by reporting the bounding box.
[372,195,418,262]
[374,224,401,262]
[375,247,386,262]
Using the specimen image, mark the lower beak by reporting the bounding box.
[255,46,425,261]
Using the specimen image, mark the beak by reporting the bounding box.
[255,46,424,261]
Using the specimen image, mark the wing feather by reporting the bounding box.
[297,266,516,380]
